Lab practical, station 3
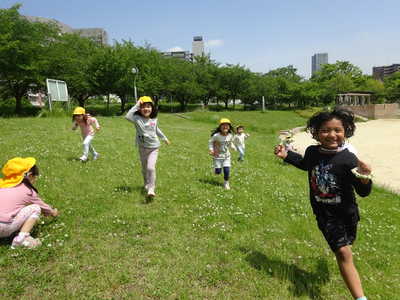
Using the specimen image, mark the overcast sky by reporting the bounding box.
[2,0,399,78]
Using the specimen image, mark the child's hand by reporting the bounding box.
[209,150,215,156]
[274,144,288,159]
[165,140,171,145]
[52,208,59,217]
[357,160,372,184]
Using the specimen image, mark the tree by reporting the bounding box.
[384,72,400,103]
[218,64,251,109]
[311,61,363,104]
[264,65,303,107]
[44,33,100,107]
[88,46,126,111]
[0,5,59,113]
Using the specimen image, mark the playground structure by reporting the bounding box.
[336,92,399,119]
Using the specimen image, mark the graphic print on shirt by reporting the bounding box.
[138,120,156,143]
[310,161,341,204]
[213,136,232,158]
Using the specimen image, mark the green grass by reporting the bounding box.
[0,111,398,299]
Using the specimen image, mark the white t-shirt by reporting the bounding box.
[208,133,235,159]
[233,133,249,149]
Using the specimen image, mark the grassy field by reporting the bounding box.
[0,111,398,299]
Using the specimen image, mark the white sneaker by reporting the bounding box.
[11,235,41,249]
[147,188,156,198]
[224,181,230,190]
[93,153,100,160]
[79,156,88,162]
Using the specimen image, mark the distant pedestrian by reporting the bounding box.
[125,96,170,198]
[233,125,250,162]
[72,107,101,162]
[209,118,236,190]
[0,157,59,249]
[274,107,372,300]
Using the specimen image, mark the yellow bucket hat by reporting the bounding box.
[219,118,231,125]
[139,96,153,104]
[73,107,85,115]
[0,157,36,188]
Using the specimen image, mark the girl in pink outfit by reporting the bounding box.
[0,157,59,249]
[72,106,101,162]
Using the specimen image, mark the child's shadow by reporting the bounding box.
[114,185,153,204]
[198,178,221,187]
[114,185,143,194]
[239,247,330,300]
[66,156,83,162]
[0,236,13,247]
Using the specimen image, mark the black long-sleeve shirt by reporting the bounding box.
[284,145,372,217]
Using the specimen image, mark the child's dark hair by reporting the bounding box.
[236,125,244,132]
[211,123,234,136]
[307,107,356,139]
[134,102,158,118]
[23,165,39,193]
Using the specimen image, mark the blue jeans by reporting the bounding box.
[237,145,245,161]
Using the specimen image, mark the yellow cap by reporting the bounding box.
[73,107,85,115]
[0,157,36,188]
[138,96,153,104]
[219,118,231,125]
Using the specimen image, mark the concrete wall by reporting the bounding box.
[340,103,399,119]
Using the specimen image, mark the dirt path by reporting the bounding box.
[291,119,400,194]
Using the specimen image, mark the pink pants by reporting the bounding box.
[138,146,159,190]
[0,204,41,238]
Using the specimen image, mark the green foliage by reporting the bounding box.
[384,71,400,102]
[0,98,41,117]
[0,112,398,299]
[0,5,59,113]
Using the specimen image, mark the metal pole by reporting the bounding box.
[132,67,138,102]
[262,96,265,111]
[134,77,137,102]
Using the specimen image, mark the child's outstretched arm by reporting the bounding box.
[125,101,141,123]
[156,126,170,145]
[94,118,101,132]
[275,144,309,171]
[208,136,216,156]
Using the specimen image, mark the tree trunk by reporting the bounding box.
[107,94,110,111]
[120,95,126,114]
[15,95,23,114]
[77,97,85,107]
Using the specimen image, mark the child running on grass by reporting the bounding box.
[209,118,236,190]
[0,157,59,249]
[72,107,101,162]
[125,96,170,198]
[233,125,250,162]
[274,108,372,300]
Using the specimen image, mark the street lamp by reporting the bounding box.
[131,67,139,101]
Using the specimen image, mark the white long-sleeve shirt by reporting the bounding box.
[233,133,249,149]
[208,133,235,159]
[125,102,168,148]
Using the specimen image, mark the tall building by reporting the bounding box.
[311,53,328,75]
[25,15,108,45]
[372,64,400,81]
[192,36,204,57]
